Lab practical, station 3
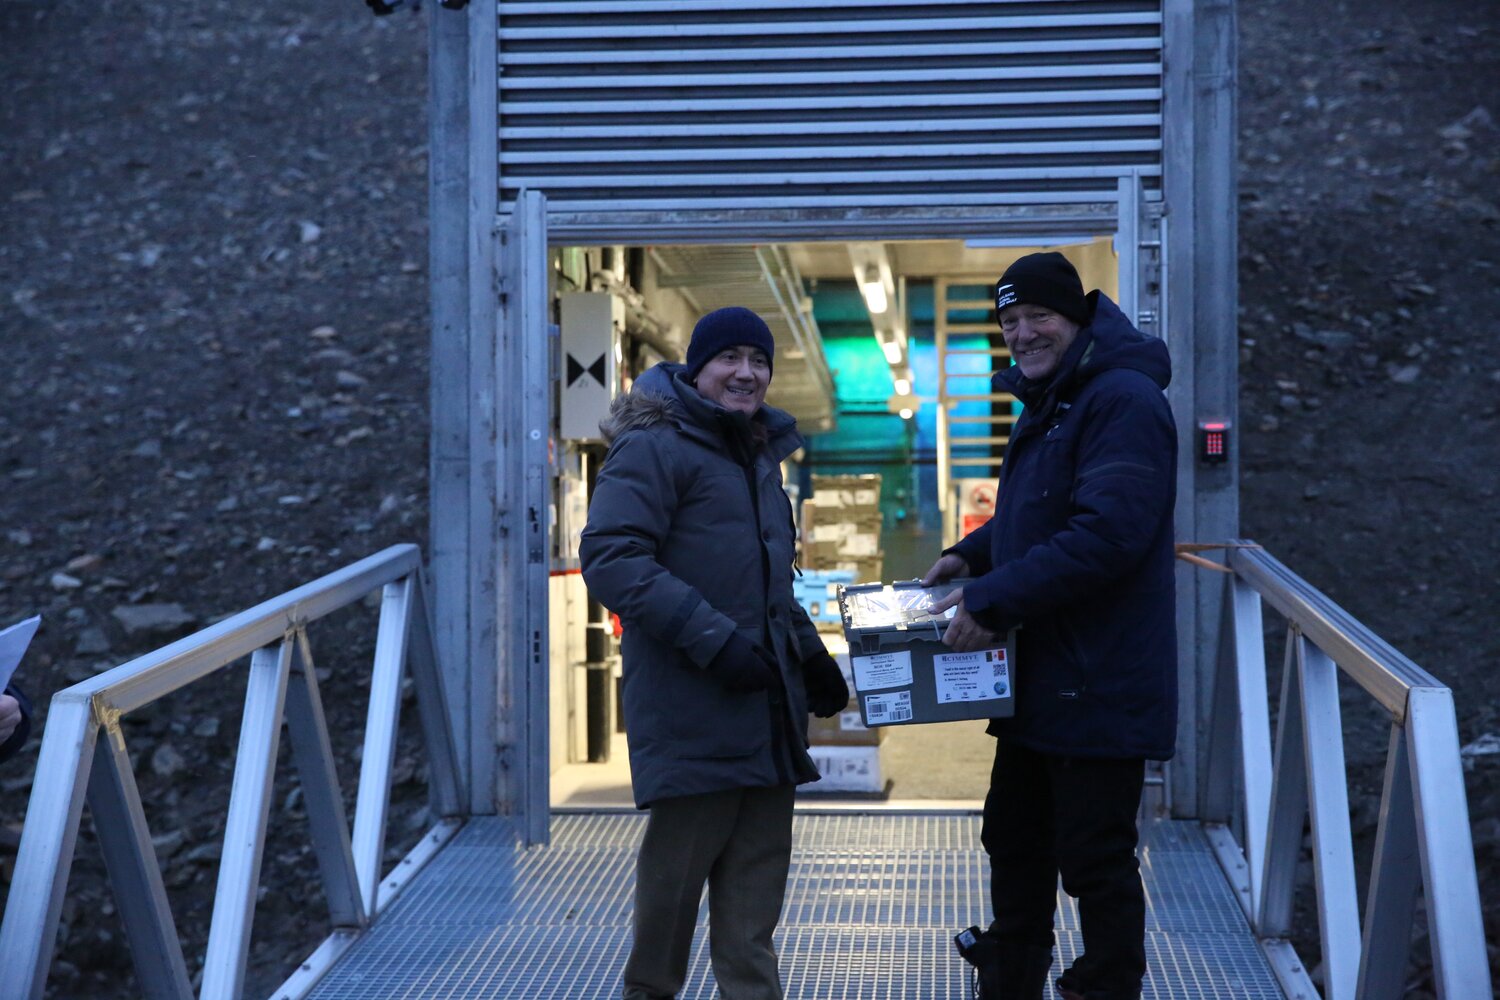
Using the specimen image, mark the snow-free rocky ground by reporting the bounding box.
[2,0,1497,995]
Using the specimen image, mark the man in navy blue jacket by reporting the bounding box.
[925,252,1178,1000]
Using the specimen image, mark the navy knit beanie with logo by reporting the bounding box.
[994,252,1091,326]
[686,306,776,380]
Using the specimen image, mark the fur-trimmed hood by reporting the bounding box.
[599,387,676,444]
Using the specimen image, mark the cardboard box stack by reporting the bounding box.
[801,473,883,584]
[797,475,888,793]
[800,632,888,796]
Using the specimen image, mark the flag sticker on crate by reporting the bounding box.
[864,690,913,725]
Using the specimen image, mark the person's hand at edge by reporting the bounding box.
[708,633,779,693]
[801,649,850,718]
[921,552,969,588]
[0,694,20,746]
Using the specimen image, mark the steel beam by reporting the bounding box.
[1296,636,1360,999]
[1259,630,1306,939]
[427,0,476,803]
[1406,687,1492,999]
[496,189,552,846]
[284,629,366,930]
[1356,723,1419,1000]
[351,580,413,908]
[200,641,294,1000]
[0,699,99,999]
[408,570,467,818]
[86,721,193,998]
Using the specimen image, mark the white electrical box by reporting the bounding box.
[560,292,623,442]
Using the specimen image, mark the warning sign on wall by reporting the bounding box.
[959,482,996,537]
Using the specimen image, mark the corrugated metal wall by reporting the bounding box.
[498,0,1163,224]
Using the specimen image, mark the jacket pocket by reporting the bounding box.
[1034,616,1089,700]
[668,665,770,759]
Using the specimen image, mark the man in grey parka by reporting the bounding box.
[580,306,849,1000]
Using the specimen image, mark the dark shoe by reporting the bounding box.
[1054,960,1087,999]
[1055,957,1141,1000]
[954,927,1053,1000]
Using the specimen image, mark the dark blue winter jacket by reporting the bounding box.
[949,292,1178,760]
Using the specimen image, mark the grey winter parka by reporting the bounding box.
[579,362,823,808]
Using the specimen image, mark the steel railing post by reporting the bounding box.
[283,628,367,930]
[408,570,466,817]
[1355,722,1420,1000]
[200,641,295,1000]
[351,578,413,911]
[1258,629,1306,940]
[85,719,194,998]
[0,700,100,1000]
[1296,636,1361,999]
[1406,687,1492,999]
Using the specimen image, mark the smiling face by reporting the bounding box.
[999,303,1081,381]
[693,344,771,415]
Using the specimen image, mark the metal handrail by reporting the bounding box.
[0,544,468,1000]
[1202,540,1489,1000]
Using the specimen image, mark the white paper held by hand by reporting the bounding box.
[0,615,42,691]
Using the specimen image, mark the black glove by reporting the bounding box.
[801,649,850,718]
[708,633,779,693]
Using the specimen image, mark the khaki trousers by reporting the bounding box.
[622,783,796,1000]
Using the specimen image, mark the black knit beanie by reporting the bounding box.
[994,252,1090,326]
[685,306,776,380]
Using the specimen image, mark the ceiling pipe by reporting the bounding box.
[591,268,682,362]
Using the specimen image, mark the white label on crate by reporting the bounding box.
[851,649,913,691]
[864,690,914,725]
[838,710,867,732]
[932,648,1011,703]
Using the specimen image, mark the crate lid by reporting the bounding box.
[838,580,963,636]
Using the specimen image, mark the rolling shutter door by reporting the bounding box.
[498,0,1162,235]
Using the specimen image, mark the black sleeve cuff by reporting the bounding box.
[969,604,1019,634]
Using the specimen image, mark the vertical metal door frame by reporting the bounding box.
[1163,0,1238,818]
[1116,173,1142,326]
[429,0,499,814]
[496,190,552,846]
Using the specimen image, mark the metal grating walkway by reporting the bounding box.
[305,812,1285,999]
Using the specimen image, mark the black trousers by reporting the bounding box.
[981,740,1147,996]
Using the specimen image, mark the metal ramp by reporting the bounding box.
[303,811,1285,1000]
